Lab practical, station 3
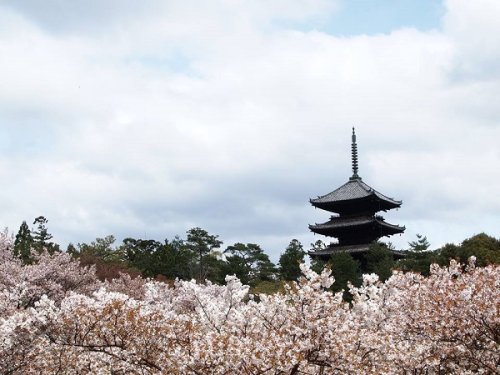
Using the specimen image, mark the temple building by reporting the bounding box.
[308,128,405,260]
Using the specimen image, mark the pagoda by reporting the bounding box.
[308,128,405,259]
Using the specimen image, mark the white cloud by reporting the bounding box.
[0,0,499,260]
[444,0,500,79]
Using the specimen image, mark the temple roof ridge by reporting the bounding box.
[310,178,402,207]
[309,215,405,232]
[307,244,408,258]
[308,128,405,259]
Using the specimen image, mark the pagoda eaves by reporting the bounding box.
[310,178,402,214]
[309,215,405,238]
[308,127,405,259]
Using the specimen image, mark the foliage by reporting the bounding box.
[399,233,500,276]
[75,235,120,262]
[408,233,430,251]
[363,242,395,281]
[13,221,33,264]
[121,238,163,277]
[144,237,196,280]
[249,280,284,295]
[278,239,306,281]
[327,251,362,297]
[437,232,500,267]
[222,243,276,286]
[0,242,98,312]
[1,228,498,374]
[310,239,328,273]
[164,236,195,279]
[70,235,139,280]
[32,216,59,255]
[398,234,435,275]
[185,227,223,282]
[8,215,500,290]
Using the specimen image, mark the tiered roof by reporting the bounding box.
[310,244,371,256]
[308,128,405,258]
[309,215,405,237]
[310,178,402,213]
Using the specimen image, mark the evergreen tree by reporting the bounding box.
[363,242,395,281]
[14,221,33,264]
[328,251,361,296]
[408,234,430,251]
[278,239,306,281]
[121,238,162,277]
[185,227,223,282]
[223,243,276,286]
[66,243,78,258]
[309,240,327,274]
[399,234,434,275]
[76,235,138,280]
[437,233,500,267]
[162,236,195,280]
[32,216,58,254]
[118,237,196,280]
[77,235,118,261]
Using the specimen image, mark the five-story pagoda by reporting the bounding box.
[309,128,405,260]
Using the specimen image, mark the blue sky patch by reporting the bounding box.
[274,0,444,36]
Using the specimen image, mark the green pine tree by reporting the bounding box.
[309,240,327,274]
[363,242,395,281]
[399,234,434,275]
[437,233,500,267]
[223,243,276,286]
[328,251,361,296]
[32,216,58,254]
[185,227,223,282]
[278,239,306,281]
[408,234,430,251]
[14,221,33,264]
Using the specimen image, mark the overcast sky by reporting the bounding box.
[1,0,499,261]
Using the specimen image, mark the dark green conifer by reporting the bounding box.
[278,239,306,281]
[14,221,33,264]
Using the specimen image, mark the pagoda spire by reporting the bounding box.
[309,127,405,260]
[350,127,360,180]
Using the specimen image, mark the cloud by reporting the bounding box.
[444,0,500,79]
[0,0,499,261]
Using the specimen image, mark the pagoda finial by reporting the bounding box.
[350,127,360,180]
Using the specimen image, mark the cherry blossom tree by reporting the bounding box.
[1,230,498,374]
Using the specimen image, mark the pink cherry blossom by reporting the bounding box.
[0,231,498,374]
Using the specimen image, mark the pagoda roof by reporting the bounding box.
[309,244,371,256]
[309,215,405,236]
[310,178,402,212]
[308,244,408,258]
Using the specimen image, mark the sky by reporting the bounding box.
[1,0,499,261]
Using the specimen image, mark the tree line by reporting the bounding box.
[1,228,498,374]
[10,217,500,294]
[311,233,500,297]
[12,217,309,292]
